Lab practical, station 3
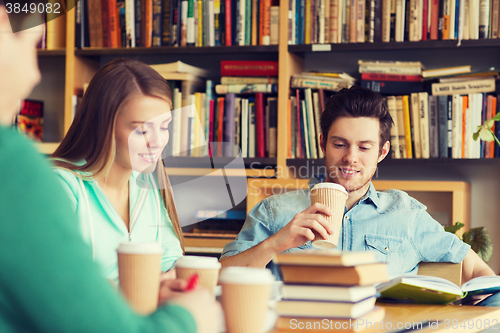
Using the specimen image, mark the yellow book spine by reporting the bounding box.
[402,95,413,158]
[305,0,312,44]
[194,92,202,156]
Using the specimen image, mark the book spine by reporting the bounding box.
[361,73,423,81]
[330,0,338,42]
[419,92,430,159]
[255,93,266,157]
[101,0,110,47]
[186,0,195,45]
[221,77,278,84]
[431,79,496,96]
[215,84,278,94]
[152,0,163,46]
[387,96,401,158]
[446,95,453,158]
[161,0,172,45]
[402,95,413,158]
[75,0,83,48]
[428,95,439,158]
[225,0,232,45]
[220,60,279,76]
[359,65,422,75]
[245,0,252,45]
[429,0,439,39]
[252,0,258,44]
[134,0,142,46]
[268,97,278,158]
[291,78,351,91]
[125,0,135,46]
[361,80,423,94]
[396,96,407,158]
[224,93,236,157]
[410,92,422,158]
[304,88,318,158]
[238,0,245,45]
[248,98,256,157]
[451,94,463,158]
[478,0,490,38]
[214,0,221,45]
[437,95,448,158]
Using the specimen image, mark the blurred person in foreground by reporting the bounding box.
[0,2,219,332]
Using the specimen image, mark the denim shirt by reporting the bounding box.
[221,177,470,279]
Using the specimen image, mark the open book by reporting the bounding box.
[377,275,500,304]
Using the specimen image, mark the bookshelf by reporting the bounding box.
[31,1,500,269]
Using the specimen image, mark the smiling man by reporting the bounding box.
[220,86,495,295]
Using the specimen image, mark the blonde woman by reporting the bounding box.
[52,58,183,283]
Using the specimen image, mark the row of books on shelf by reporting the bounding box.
[357,60,499,97]
[164,90,278,158]
[287,0,500,45]
[76,0,279,48]
[387,92,499,159]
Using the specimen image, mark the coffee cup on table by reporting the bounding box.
[310,182,348,249]
[219,266,275,333]
[117,242,163,314]
[175,255,221,296]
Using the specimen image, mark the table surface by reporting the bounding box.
[268,302,500,332]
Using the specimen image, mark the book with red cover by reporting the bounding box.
[225,0,232,45]
[142,0,153,47]
[16,100,44,142]
[255,93,266,157]
[101,0,110,47]
[361,73,423,82]
[220,60,279,77]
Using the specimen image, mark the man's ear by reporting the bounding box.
[377,141,390,163]
[319,133,326,156]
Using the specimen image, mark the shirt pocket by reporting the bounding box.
[364,234,404,276]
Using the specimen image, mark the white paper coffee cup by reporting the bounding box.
[117,242,163,314]
[310,183,348,249]
[175,256,221,296]
[219,267,275,333]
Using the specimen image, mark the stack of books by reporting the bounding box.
[359,60,425,95]
[272,250,389,332]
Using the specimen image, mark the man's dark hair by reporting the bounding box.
[320,86,393,153]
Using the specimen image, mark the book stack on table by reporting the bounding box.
[272,250,389,332]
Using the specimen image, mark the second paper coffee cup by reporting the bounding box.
[175,255,221,296]
[219,267,275,333]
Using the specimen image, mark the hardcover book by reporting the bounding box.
[377,275,500,304]
[275,297,377,319]
[16,100,44,142]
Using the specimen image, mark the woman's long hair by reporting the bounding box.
[52,58,184,251]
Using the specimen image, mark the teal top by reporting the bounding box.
[0,126,196,333]
[53,166,183,283]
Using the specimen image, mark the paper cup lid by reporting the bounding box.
[311,182,348,196]
[219,267,275,285]
[116,242,163,255]
[175,256,222,269]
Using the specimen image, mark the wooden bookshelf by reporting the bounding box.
[38,2,500,234]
